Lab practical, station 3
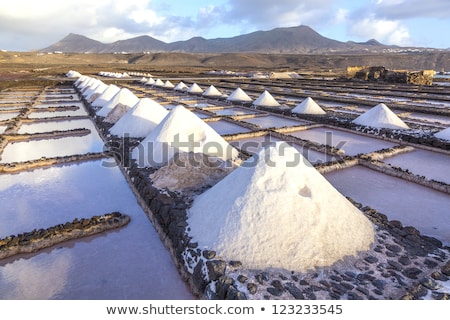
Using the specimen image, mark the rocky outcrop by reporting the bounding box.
[347,66,434,85]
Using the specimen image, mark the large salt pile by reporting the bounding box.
[187,83,204,94]
[352,103,409,129]
[434,127,450,141]
[109,98,169,138]
[187,142,375,272]
[226,88,253,103]
[132,105,239,167]
[150,152,235,192]
[81,78,101,95]
[83,80,106,99]
[292,97,326,115]
[86,82,108,103]
[253,90,281,107]
[91,84,120,108]
[202,85,223,98]
[74,75,89,86]
[97,88,139,118]
[174,81,188,92]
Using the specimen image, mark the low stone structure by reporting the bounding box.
[347,66,435,86]
[0,212,130,259]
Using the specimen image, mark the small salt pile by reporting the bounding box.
[291,97,326,115]
[352,103,409,129]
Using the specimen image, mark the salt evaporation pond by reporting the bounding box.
[242,115,307,128]
[288,127,398,155]
[325,166,450,244]
[0,133,104,163]
[28,107,88,118]
[18,119,95,134]
[191,111,211,119]
[0,125,7,134]
[33,102,84,109]
[0,112,19,121]
[0,160,194,299]
[229,134,339,164]
[212,107,261,116]
[384,148,450,184]
[206,120,252,135]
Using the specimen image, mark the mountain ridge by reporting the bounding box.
[39,25,424,54]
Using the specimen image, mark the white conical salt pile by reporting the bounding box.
[140,77,148,83]
[292,97,326,115]
[86,82,108,103]
[434,127,450,141]
[77,77,93,90]
[145,78,155,86]
[132,105,239,167]
[97,88,139,118]
[66,70,82,78]
[352,103,409,130]
[81,78,101,94]
[174,81,188,92]
[187,83,204,94]
[153,79,165,87]
[91,84,120,107]
[226,87,253,103]
[74,75,89,86]
[109,98,169,138]
[163,80,175,89]
[83,80,105,99]
[187,141,375,272]
[202,85,223,98]
[253,90,281,107]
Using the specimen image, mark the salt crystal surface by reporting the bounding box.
[352,103,409,129]
[434,127,450,140]
[187,83,204,94]
[91,84,120,108]
[202,85,223,98]
[187,142,375,272]
[109,98,169,138]
[226,88,253,103]
[253,90,281,107]
[96,88,139,117]
[174,81,188,91]
[292,97,326,115]
[132,105,239,167]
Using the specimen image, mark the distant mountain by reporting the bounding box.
[41,25,394,54]
[41,33,107,53]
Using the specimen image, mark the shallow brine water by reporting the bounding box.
[28,108,88,118]
[384,148,450,184]
[242,115,307,129]
[0,160,194,299]
[0,112,20,121]
[18,119,95,134]
[325,166,450,244]
[212,107,261,116]
[0,133,104,163]
[206,120,252,135]
[287,127,398,156]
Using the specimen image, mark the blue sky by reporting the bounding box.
[1,0,450,51]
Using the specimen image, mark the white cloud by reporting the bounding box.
[349,15,412,46]
[334,8,349,24]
